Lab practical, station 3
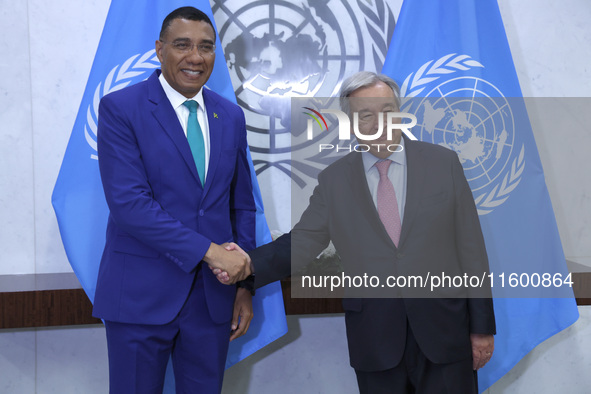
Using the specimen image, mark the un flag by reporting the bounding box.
[382,0,579,391]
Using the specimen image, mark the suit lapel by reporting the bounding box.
[345,138,426,250]
[147,72,201,185]
[346,153,396,249]
[398,138,425,247]
[202,89,222,197]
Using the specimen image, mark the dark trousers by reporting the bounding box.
[355,322,477,394]
[104,268,231,394]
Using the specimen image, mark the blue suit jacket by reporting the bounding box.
[93,70,256,325]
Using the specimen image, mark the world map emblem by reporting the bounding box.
[212,0,395,181]
[400,54,525,215]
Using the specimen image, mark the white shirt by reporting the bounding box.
[361,138,407,224]
[158,73,211,180]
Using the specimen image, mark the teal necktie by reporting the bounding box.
[183,100,206,186]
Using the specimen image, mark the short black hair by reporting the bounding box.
[159,6,216,40]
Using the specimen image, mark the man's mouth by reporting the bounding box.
[182,69,202,77]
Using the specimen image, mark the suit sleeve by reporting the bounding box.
[250,232,292,289]
[451,154,496,335]
[252,174,332,289]
[97,95,211,273]
[229,109,257,292]
[229,110,256,253]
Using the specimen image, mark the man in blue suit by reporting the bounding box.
[93,7,254,393]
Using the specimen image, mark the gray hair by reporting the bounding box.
[339,71,401,115]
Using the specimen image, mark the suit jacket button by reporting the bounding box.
[199,209,204,216]
[397,252,403,258]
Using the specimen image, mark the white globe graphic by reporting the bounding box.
[215,0,365,154]
[405,76,515,193]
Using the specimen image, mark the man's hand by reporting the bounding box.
[230,287,253,341]
[209,242,252,284]
[470,333,494,370]
[203,242,251,284]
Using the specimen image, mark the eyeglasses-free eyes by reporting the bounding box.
[160,40,216,56]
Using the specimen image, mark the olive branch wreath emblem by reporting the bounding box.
[84,50,160,160]
[400,53,525,215]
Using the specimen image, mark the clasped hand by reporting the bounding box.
[204,242,251,284]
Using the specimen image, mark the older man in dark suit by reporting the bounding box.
[217,71,495,393]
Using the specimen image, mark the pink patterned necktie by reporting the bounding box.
[375,160,401,247]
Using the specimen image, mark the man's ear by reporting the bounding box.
[155,40,164,63]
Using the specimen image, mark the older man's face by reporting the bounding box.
[348,81,401,159]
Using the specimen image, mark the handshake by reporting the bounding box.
[204,242,252,284]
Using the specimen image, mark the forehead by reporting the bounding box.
[349,81,394,98]
[348,82,397,112]
[350,99,398,114]
[163,18,215,41]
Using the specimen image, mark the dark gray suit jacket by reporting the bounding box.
[251,137,495,371]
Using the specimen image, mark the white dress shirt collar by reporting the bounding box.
[361,137,406,173]
[158,73,206,112]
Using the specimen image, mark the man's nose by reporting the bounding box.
[185,47,205,63]
[373,112,386,131]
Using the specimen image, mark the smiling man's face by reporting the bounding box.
[155,18,216,98]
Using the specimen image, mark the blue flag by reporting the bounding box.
[51,0,287,381]
[382,0,578,391]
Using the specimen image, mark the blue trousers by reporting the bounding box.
[104,268,232,394]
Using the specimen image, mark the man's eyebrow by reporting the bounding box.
[171,37,215,45]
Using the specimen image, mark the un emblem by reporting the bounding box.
[401,54,525,215]
[213,0,395,181]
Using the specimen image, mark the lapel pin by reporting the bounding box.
[214,113,219,119]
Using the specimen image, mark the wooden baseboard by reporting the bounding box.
[0,288,100,329]
[0,271,588,329]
